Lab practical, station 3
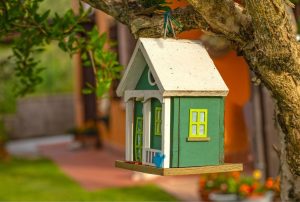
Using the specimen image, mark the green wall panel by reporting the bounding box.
[219,98,225,163]
[150,98,162,150]
[170,97,180,167]
[135,65,159,90]
[177,97,223,167]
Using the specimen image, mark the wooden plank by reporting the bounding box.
[115,160,243,176]
[115,160,163,175]
[162,163,243,176]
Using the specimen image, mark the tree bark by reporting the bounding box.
[81,0,300,200]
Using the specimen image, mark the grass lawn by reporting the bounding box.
[0,158,177,201]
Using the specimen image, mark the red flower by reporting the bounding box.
[239,184,251,196]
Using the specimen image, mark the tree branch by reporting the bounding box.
[186,0,252,46]
[243,0,300,178]
[81,0,220,37]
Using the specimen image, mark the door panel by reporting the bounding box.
[150,98,162,150]
[133,101,143,162]
[134,117,143,162]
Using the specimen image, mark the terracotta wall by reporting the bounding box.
[99,100,126,150]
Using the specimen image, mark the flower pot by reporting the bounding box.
[209,192,239,202]
[241,191,274,202]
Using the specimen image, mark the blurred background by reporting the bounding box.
[1,0,298,201]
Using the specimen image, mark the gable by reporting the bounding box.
[135,65,159,90]
[116,38,229,97]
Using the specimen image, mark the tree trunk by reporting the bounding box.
[279,126,300,201]
[81,0,300,200]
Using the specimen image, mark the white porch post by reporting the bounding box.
[162,97,171,168]
[125,99,134,161]
[142,99,151,164]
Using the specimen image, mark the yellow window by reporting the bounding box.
[189,109,208,138]
[155,107,162,135]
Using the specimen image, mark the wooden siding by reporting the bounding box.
[219,97,225,164]
[170,97,224,168]
[170,97,180,167]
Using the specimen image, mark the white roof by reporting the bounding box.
[116,38,228,97]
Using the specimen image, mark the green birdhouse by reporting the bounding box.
[115,38,243,175]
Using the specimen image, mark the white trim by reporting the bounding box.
[144,148,160,166]
[116,48,147,97]
[124,90,163,103]
[161,97,171,168]
[125,99,134,161]
[148,69,156,86]
[142,99,151,164]
[139,44,165,95]
[162,90,228,97]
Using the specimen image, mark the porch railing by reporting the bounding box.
[144,148,161,166]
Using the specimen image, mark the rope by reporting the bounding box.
[163,11,178,39]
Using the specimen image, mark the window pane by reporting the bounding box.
[192,112,198,122]
[199,124,205,135]
[157,111,161,120]
[192,124,197,135]
[200,112,205,122]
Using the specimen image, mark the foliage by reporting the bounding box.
[0,43,74,120]
[0,158,177,201]
[0,0,122,97]
[0,46,16,114]
[199,170,280,199]
[33,44,74,95]
[81,29,122,97]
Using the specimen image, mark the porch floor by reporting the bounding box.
[115,160,243,176]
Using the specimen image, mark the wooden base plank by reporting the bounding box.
[115,160,243,176]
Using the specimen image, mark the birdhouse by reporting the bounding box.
[115,38,243,176]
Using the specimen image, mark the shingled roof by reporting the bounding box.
[116,38,228,97]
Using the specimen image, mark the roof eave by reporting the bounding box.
[162,90,229,97]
